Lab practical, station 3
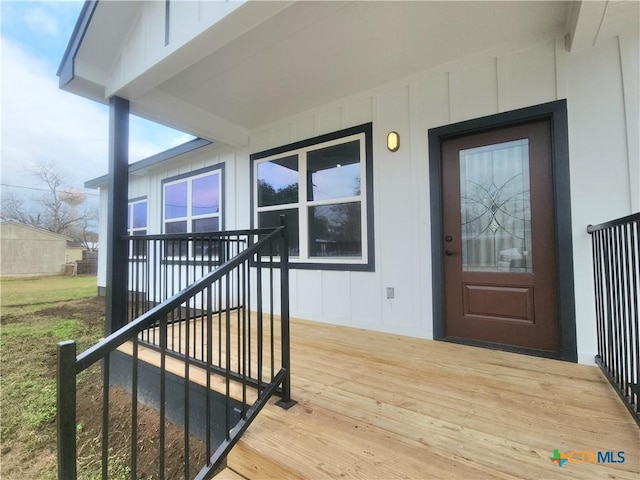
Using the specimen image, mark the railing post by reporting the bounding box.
[57,340,77,480]
[276,215,296,409]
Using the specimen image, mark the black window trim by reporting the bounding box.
[250,123,375,272]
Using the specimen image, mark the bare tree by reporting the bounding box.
[1,161,98,244]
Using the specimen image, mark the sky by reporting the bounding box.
[0,0,193,207]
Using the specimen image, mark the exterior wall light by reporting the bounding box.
[387,131,400,152]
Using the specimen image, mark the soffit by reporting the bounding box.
[156,1,569,130]
[75,1,141,84]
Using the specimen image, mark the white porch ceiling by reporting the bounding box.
[155,1,570,131]
[64,1,638,145]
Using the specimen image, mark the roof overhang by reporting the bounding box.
[84,137,212,188]
[60,1,639,148]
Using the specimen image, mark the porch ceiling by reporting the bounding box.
[62,1,637,145]
[155,1,569,131]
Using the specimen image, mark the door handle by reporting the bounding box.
[445,250,454,256]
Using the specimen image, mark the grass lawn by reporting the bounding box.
[0,275,106,479]
[1,275,196,480]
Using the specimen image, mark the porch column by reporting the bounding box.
[105,96,129,334]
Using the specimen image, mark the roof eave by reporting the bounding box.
[57,0,99,88]
[84,137,213,189]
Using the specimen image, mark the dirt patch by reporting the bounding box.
[37,296,106,329]
[1,296,105,326]
[1,295,214,479]
[76,374,210,479]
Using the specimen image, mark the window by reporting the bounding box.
[251,123,374,271]
[162,165,224,257]
[127,198,147,257]
[128,198,148,235]
[163,166,223,234]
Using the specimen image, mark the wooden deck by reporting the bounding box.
[125,316,639,479]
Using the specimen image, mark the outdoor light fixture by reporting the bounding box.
[387,131,400,152]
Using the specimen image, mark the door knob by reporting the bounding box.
[445,250,454,256]
[445,235,453,242]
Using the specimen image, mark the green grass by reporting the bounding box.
[1,275,97,314]
[0,275,104,479]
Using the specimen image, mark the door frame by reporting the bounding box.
[428,100,577,362]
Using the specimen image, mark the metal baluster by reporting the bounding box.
[57,341,77,480]
[131,336,138,478]
[257,250,263,398]
[277,217,294,408]
[159,313,166,480]
[225,272,231,441]
[206,284,213,464]
[102,354,110,480]
[184,300,190,479]
[269,241,275,380]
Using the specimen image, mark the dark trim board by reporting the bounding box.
[57,0,98,87]
[428,100,577,362]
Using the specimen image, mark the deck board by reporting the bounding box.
[231,318,640,479]
[124,314,639,479]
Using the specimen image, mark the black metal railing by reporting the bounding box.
[127,231,249,322]
[57,223,295,479]
[588,212,639,425]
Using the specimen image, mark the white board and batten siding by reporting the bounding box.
[248,34,638,364]
[96,31,638,365]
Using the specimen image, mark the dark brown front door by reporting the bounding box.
[442,120,560,353]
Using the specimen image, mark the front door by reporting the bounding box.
[442,120,560,353]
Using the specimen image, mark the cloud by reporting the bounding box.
[1,36,110,191]
[24,7,59,36]
[0,36,186,195]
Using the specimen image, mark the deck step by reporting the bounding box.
[116,341,259,404]
[228,440,304,480]
[227,398,361,480]
[212,466,247,480]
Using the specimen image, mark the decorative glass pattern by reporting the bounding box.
[459,139,532,273]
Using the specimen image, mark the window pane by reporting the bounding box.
[132,202,147,229]
[127,205,132,230]
[192,174,220,216]
[460,139,532,273]
[131,230,147,257]
[165,221,187,234]
[258,209,299,257]
[192,217,219,233]
[257,155,299,207]
[307,140,360,201]
[165,182,188,219]
[309,202,361,257]
[164,222,187,256]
